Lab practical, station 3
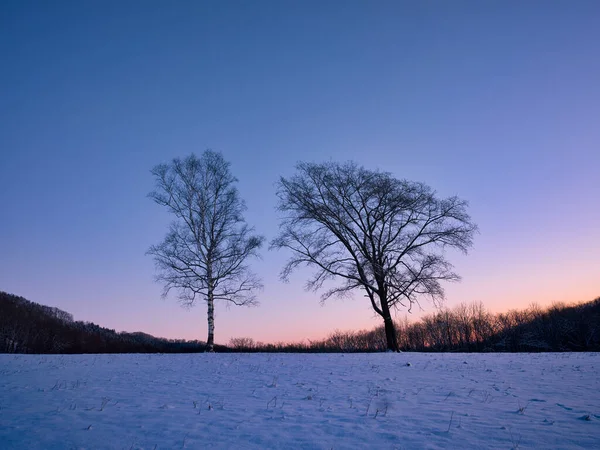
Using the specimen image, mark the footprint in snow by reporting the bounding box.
[556,403,573,411]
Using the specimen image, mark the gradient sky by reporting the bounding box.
[1,1,598,344]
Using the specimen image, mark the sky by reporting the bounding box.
[1,0,599,344]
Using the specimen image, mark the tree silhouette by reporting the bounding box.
[148,151,263,351]
[271,161,477,351]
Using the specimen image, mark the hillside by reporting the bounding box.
[0,291,207,354]
[1,290,599,353]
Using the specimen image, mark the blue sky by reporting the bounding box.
[1,1,599,343]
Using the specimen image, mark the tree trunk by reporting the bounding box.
[380,298,400,352]
[383,316,400,352]
[206,292,215,352]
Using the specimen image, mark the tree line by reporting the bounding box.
[229,298,600,353]
[0,291,211,354]
[1,290,597,354]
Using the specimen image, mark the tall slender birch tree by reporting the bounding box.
[148,151,263,351]
[271,161,477,352]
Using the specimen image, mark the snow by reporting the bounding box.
[1,353,599,449]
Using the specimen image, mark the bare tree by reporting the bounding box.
[271,161,477,352]
[148,151,263,351]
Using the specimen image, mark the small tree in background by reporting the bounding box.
[148,151,263,351]
[271,161,477,352]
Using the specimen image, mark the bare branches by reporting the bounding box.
[271,160,477,350]
[148,151,264,310]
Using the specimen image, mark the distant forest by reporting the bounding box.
[0,292,210,354]
[1,291,599,354]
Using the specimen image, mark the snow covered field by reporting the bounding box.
[1,353,599,449]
